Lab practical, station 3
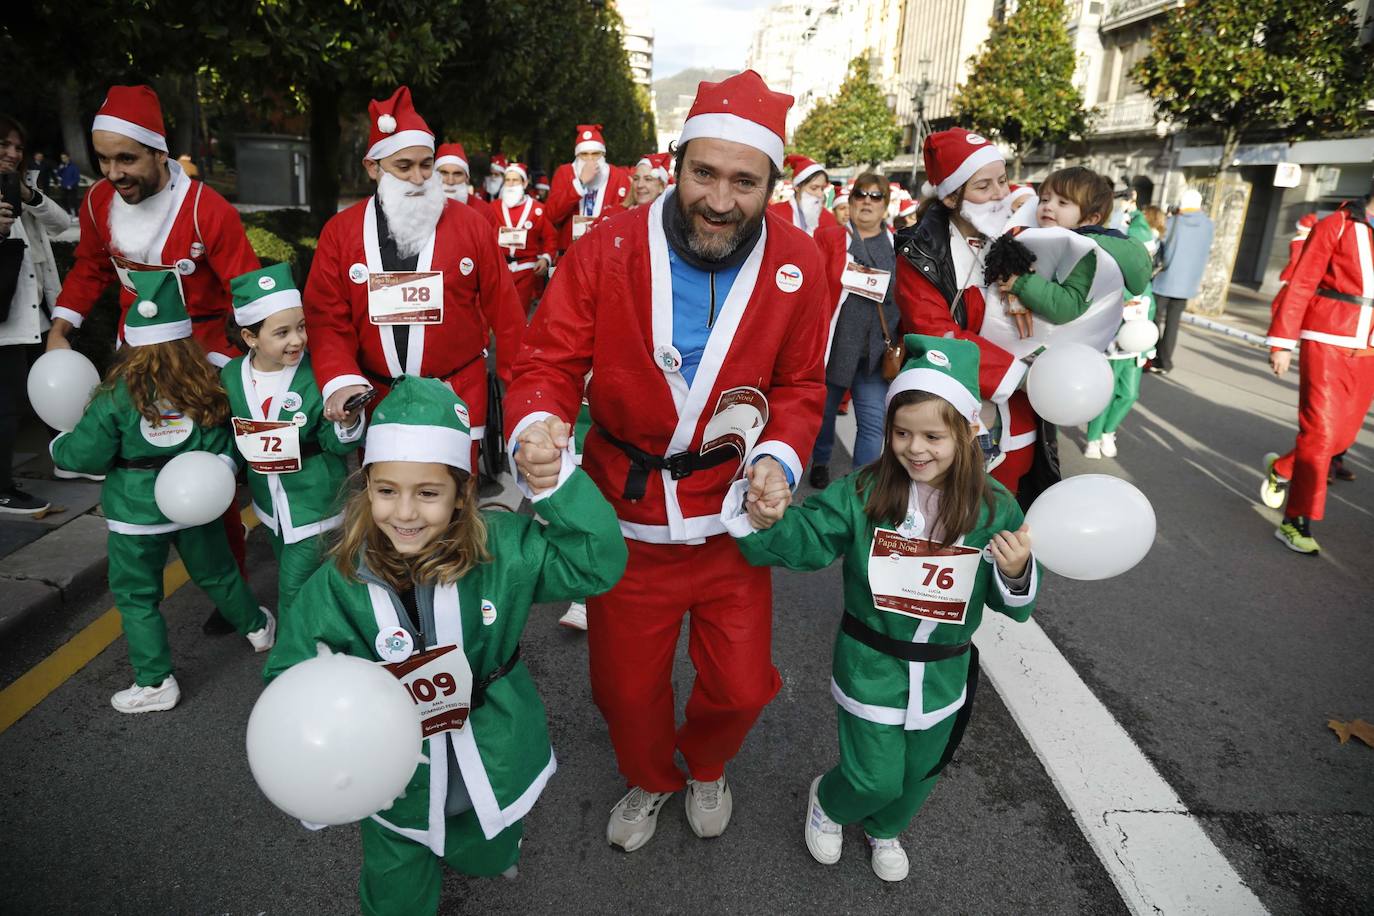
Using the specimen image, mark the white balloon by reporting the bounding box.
[1116,319,1160,354]
[1025,475,1156,580]
[247,649,422,825]
[1026,342,1114,426]
[153,450,236,525]
[27,349,102,432]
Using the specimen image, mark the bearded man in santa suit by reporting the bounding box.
[435,141,496,224]
[495,161,557,315]
[768,153,838,237]
[507,70,828,853]
[304,86,524,471]
[478,154,507,202]
[545,124,633,254]
[50,84,257,632]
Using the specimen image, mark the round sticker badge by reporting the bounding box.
[175,258,196,276]
[139,403,194,447]
[967,133,987,145]
[455,403,470,426]
[524,221,534,230]
[927,350,951,368]
[459,257,475,276]
[376,627,414,662]
[279,392,303,412]
[774,264,803,293]
[481,599,497,626]
[348,263,369,285]
[292,411,308,428]
[654,345,683,374]
[258,275,277,291]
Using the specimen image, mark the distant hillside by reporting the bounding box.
[653,67,734,125]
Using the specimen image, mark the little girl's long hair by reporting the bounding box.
[855,390,994,547]
[332,465,491,589]
[100,337,230,427]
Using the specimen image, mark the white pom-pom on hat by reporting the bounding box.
[377,113,397,135]
[137,300,158,318]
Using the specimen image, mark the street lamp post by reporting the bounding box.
[909,78,931,188]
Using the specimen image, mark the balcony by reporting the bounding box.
[1090,95,1159,136]
[1100,0,1181,30]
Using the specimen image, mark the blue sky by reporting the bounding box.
[651,0,772,79]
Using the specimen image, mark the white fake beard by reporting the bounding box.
[501,185,527,208]
[377,171,445,259]
[108,185,175,262]
[799,194,823,226]
[484,175,504,197]
[580,157,609,189]
[959,196,1015,238]
[443,181,470,203]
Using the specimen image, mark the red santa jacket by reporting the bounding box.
[303,196,525,404]
[494,194,558,269]
[1268,203,1374,351]
[768,199,839,238]
[54,168,258,365]
[505,196,829,544]
[545,162,633,252]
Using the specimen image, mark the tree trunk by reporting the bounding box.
[308,81,342,230]
[1193,126,1249,317]
[1211,126,1241,217]
[57,72,93,177]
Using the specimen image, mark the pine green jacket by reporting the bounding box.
[50,379,236,535]
[730,474,1037,730]
[1011,232,1153,324]
[264,468,627,851]
[221,352,361,544]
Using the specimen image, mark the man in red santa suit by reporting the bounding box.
[894,128,1040,495]
[545,124,633,254]
[435,141,496,224]
[478,153,507,202]
[769,154,838,237]
[304,86,524,472]
[49,84,257,630]
[495,161,557,316]
[1262,181,1374,555]
[507,70,828,852]
[630,153,672,208]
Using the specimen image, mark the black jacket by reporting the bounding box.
[895,204,967,328]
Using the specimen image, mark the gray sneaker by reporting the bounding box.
[685,775,733,838]
[607,786,672,852]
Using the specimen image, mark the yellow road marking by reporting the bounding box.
[0,507,260,734]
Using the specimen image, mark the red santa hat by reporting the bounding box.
[534,174,550,191]
[832,189,849,208]
[504,161,529,184]
[489,154,508,175]
[636,152,673,185]
[1295,212,1318,233]
[366,86,434,162]
[574,124,607,155]
[897,195,919,219]
[677,69,792,169]
[923,128,1004,199]
[783,154,826,187]
[434,142,469,174]
[92,85,167,153]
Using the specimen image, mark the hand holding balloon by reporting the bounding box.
[988,523,1032,578]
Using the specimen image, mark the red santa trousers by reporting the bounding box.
[988,391,1036,495]
[587,534,781,792]
[1272,341,1374,520]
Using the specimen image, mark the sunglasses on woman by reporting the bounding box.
[851,190,885,201]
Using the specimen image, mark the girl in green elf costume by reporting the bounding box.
[264,375,627,916]
[722,334,1037,883]
[51,270,273,714]
[222,263,364,618]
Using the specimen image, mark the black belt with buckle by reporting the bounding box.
[1318,288,1374,307]
[470,645,521,710]
[596,427,738,501]
[840,612,971,662]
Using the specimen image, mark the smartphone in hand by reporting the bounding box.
[0,171,23,216]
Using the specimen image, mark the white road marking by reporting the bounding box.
[832,413,1267,915]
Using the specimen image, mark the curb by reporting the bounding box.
[0,513,110,637]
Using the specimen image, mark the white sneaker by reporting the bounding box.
[558,601,588,631]
[53,466,105,481]
[1083,440,1102,459]
[246,607,276,653]
[607,786,672,852]
[804,775,842,865]
[111,675,180,713]
[685,775,733,838]
[1100,432,1118,458]
[866,833,910,882]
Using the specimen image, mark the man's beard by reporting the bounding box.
[108,181,174,261]
[377,171,445,259]
[501,185,526,208]
[483,175,503,197]
[677,191,762,261]
[959,196,1014,238]
[442,181,469,203]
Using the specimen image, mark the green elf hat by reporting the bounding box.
[364,375,473,473]
[124,269,192,347]
[885,333,982,427]
[231,263,301,327]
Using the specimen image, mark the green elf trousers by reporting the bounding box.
[358,810,523,916]
[816,709,959,840]
[1086,358,1144,440]
[267,531,327,620]
[107,524,266,686]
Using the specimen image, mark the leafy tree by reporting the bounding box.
[792,57,900,168]
[1133,0,1374,183]
[951,0,1087,180]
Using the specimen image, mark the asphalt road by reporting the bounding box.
[0,319,1370,914]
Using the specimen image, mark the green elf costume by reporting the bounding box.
[264,376,627,916]
[721,335,1038,881]
[1085,210,1159,456]
[221,263,363,616]
[51,269,271,714]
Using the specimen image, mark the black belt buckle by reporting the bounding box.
[665,451,694,480]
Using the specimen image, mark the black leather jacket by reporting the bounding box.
[895,204,967,328]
